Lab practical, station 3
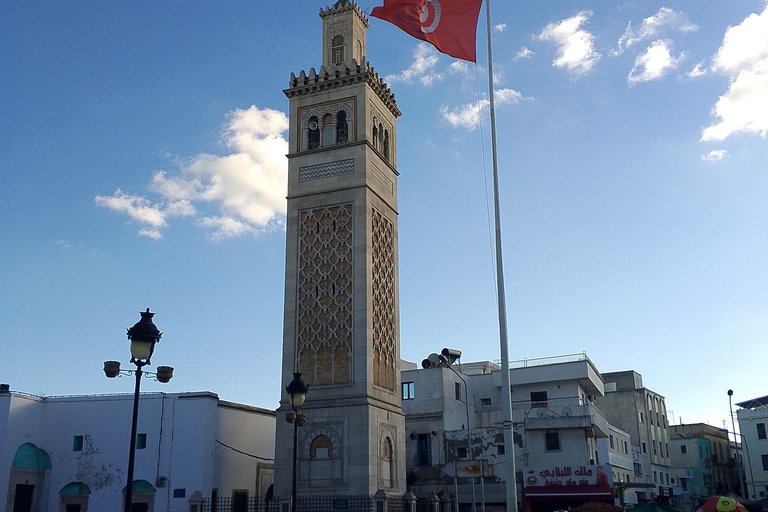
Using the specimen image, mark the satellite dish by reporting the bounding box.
[537,408,548,417]
[562,407,573,417]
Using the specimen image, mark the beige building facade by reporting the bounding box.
[273,0,406,500]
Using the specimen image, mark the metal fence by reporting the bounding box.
[201,495,408,512]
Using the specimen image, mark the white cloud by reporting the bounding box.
[440,88,532,130]
[95,190,169,237]
[701,149,728,161]
[684,61,707,79]
[448,61,470,75]
[96,106,289,240]
[702,5,768,141]
[495,23,507,32]
[615,7,698,55]
[627,40,686,85]
[515,47,534,60]
[536,11,602,77]
[385,43,442,86]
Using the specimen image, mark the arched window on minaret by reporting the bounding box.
[383,130,390,161]
[372,118,379,150]
[323,113,334,147]
[308,116,320,150]
[378,123,384,153]
[336,111,348,144]
[332,35,344,66]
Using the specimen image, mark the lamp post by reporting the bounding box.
[104,309,172,512]
[286,372,308,512]
[727,390,745,498]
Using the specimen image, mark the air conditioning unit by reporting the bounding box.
[156,476,168,488]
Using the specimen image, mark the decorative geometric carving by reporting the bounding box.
[370,164,393,194]
[297,204,354,386]
[299,159,355,182]
[372,208,395,391]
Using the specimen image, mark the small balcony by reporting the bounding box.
[517,397,609,437]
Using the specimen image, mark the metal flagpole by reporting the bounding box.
[484,1,518,511]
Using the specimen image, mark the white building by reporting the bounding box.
[1,388,275,512]
[736,394,768,500]
[401,352,617,512]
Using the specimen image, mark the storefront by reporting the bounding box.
[523,465,614,512]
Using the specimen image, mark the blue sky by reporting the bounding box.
[2,0,767,430]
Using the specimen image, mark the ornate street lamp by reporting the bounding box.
[286,372,308,512]
[104,309,173,512]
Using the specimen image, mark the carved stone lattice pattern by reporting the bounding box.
[372,208,395,391]
[297,204,353,386]
[370,164,393,194]
[299,159,355,182]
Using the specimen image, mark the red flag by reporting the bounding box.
[371,0,483,63]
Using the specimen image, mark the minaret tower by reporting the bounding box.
[273,0,405,500]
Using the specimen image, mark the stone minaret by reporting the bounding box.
[273,0,405,501]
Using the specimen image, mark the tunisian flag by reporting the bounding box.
[371,0,483,63]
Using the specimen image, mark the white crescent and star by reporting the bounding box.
[420,0,441,34]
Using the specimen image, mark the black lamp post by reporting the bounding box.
[728,390,746,498]
[104,309,172,512]
[286,372,308,512]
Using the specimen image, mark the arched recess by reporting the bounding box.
[301,424,344,487]
[58,482,91,512]
[121,480,156,512]
[8,442,51,512]
[379,428,397,488]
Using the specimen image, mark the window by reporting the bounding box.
[311,435,333,458]
[73,435,84,451]
[610,435,615,449]
[681,445,687,454]
[531,391,548,407]
[402,381,414,400]
[761,454,768,471]
[480,398,492,406]
[666,473,670,485]
[497,444,505,455]
[758,423,767,440]
[332,35,344,65]
[336,111,348,144]
[383,131,390,161]
[458,447,468,458]
[656,412,660,425]
[642,442,647,454]
[308,116,320,150]
[545,432,561,451]
[650,413,654,425]
[639,412,644,423]
[653,441,657,455]
[654,471,658,483]
[662,415,666,428]
[417,434,431,466]
[136,433,147,450]
[666,443,670,458]
[624,441,629,454]
[455,382,461,401]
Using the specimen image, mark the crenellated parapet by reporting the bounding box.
[320,0,369,29]
[284,61,401,118]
